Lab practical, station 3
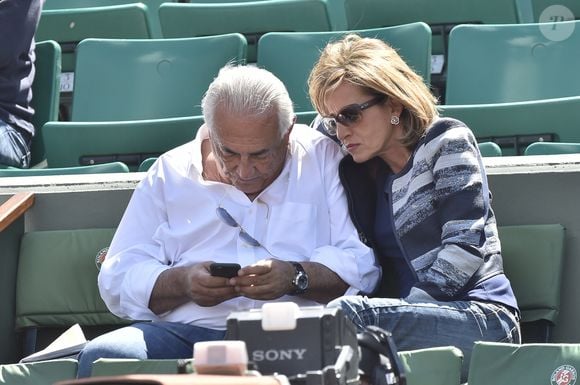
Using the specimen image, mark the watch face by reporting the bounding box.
[290,262,308,294]
[296,272,309,290]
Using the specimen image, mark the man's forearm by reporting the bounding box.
[299,262,348,304]
[148,267,189,315]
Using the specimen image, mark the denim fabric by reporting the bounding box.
[76,321,226,378]
[327,296,521,382]
[0,120,31,168]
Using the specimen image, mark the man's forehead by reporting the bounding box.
[211,108,280,146]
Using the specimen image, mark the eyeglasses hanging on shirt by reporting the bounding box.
[216,206,275,257]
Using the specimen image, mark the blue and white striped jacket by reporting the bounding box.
[340,118,505,300]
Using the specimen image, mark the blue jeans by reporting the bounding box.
[327,296,521,382]
[76,321,226,378]
[0,120,31,168]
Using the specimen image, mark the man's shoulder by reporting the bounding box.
[148,140,197,177]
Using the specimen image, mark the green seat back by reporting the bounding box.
[439,96,580,156]
[0,359,77,385]
[477,142,502,157]
[446,20,580,104]
[158,0,331,63]
[41,0,170,39]
[0,162,129,177]
[91,359,191,377]
[42,116,204,170]
[137,157,158,172]
[71,35,246,121]
[498,224,565,342]
[325,0,519,101]
[36,4,153,121]
[468,341,580,385]
[295,111,317,126]
[15,228,127,330]
[525,0,580,22]
[257,23,431,112]
[36,4,153,73]
[398,346,463,385]
[325,0,519,31]
[30,40,61,166]
[525,142,580,155]
[0,215,26,364]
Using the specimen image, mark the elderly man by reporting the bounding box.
[76,65,379,377]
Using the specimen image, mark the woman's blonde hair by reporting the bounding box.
[308,34,438,147]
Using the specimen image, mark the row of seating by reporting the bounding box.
[26,20,579,167]
[40,18,578,113]
[4,341,580,385]
[37,0,579,103]
[0,191,568,383]
[3,18,578,171]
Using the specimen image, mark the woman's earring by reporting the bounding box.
[390,116,400,125]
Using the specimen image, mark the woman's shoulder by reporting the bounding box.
[424,117,470,141]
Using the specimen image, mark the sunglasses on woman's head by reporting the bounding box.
[322,95,386,136]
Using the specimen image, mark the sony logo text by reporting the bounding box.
[252,349,307,362]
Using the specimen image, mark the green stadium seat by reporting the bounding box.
[0,193,34,364]
[398,346,463,385]
[0,359,78,385]
[15,228,130,359]
[498,224,566,342]
[41,0,170,39]
[87,347,462,384]
[325,0,520,31]
[29,40,62,167]
[295,111,317,126]
[439,96,580,155]
[257,23,431,112]
[525,142,580,155]
[324,0,520,101]
[446,20,580,104]
[519,0,580,23]
[42,116,204,170]
[70,35,246,121]
[158,0,331,63]
[0,163,129,177]
[137,157,158,172]
[87,346,462,384]
[467,341,580,385]
[477,142,502,157]
[36,4,153,73]
[36,3,153,120]
[90,358,191,377]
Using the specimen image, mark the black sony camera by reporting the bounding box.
[224,302,405,385]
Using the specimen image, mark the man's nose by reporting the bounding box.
[237,158,255,179]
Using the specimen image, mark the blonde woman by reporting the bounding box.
[309,34,520,380]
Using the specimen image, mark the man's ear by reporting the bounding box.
[285,116,297,139]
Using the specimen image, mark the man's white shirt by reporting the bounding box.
[98,124,379,329]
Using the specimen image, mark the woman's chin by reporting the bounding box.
[350,151,370,164]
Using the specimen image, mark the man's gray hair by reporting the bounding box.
[201,65,295,137]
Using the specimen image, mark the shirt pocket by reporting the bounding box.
[266,202,318,260]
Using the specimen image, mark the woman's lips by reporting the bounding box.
[345,143,358,152]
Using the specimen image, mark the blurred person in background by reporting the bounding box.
[0,0,43,168]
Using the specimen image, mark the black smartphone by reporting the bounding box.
[210,263,241,278]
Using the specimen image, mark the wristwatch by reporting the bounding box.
[289,261,309,295]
